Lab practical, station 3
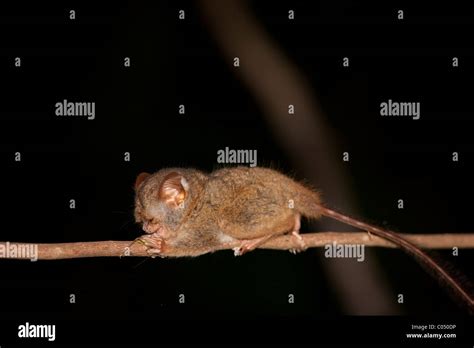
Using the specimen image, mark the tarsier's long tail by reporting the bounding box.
[312,204,474,313]
[294,185,474,312]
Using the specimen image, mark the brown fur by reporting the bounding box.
[134,166,322,256]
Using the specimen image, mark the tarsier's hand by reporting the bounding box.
[137,233,166,258]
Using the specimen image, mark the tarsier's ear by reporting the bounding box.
[159,172,189,208]
[134,172,151,191]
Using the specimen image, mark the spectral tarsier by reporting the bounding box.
[133,166,473,311]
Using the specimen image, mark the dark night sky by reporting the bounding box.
[0,0,473,344]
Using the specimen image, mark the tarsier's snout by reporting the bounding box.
[142,220,169,239]
[141,221,152,233]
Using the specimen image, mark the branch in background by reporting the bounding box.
[1,232,472,260]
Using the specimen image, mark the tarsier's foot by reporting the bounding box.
[137,233,166,258]
[289,214,307,254]
[233,235,273,256]
[289,231,307,254]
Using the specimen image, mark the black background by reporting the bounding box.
[0,0,473,344]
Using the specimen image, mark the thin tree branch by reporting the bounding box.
[0,232,473,260]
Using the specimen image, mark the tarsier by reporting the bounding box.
[133,166,473,312]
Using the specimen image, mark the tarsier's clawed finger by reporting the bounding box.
[233,235,275,256]
[137,233,166,258]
